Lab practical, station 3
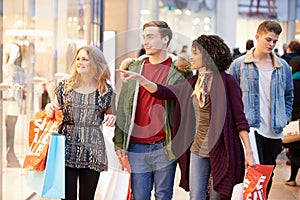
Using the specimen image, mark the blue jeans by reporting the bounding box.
[128,140,176,200]
[189,152,220,200]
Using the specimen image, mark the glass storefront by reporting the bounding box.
[1,1,103,199]
[0,0,298,199]
[139,0,216,55]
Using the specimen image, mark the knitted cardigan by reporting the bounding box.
[152,71,250,198]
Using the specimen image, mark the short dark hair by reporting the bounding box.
[143,20,173,46]
[257,20,282,35]
[288,40,300,52]
[192,34,233,72]
[246,39,254,50]
[290,56,300,74]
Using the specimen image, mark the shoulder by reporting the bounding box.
[224,73,239,87]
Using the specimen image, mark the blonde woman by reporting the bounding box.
[45,45,115,200]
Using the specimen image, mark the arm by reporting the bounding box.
[102,106,116,127]
[228,59,241,84]
[239,130,256,167]
[226,74,255,166]
[116,69,158,93]
[102,92,116,127]
[45,95,61,117]
[284,64,294,122]
[114,81,130,158]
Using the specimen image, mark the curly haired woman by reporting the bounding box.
[117,35,255,200]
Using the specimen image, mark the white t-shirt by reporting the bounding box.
[256,68,282,139]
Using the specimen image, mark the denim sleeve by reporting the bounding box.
[284,64,294,122]
[228,60,240,84]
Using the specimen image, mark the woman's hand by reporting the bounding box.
[102,114,116,127]
[45,103,61,117]
[245,151,256,168]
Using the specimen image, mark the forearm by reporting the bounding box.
[137,75,158,93]
[239,130,253,156]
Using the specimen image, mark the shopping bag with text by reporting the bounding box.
[243,164,274,200]
[23,110,62,171]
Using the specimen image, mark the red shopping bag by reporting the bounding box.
[243,164,274,200]
[118,156,133,200]
[23,110,62,171]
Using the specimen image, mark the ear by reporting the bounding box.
[162,36,169,45]
[255,33,259,40]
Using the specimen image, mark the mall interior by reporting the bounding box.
[1,0,300,199]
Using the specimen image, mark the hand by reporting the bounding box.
[245,152,256,168]
[116,149,126,158]
[116,69,142,82]
[118,156,131,172]
[45,103,61,117]
[102,114,116,127]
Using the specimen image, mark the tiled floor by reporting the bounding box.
[2,115,300,200]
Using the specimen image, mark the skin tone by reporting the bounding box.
[117,46,256,167]
[45,49,116,127]
[116,26,170,158]
[254,31,279,70]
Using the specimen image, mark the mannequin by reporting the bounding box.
[2,39,26,167]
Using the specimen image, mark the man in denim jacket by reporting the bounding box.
[229,20,293,197]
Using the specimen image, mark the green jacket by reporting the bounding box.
[114,56,192,160]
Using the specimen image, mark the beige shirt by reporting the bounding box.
[190,95,210,157]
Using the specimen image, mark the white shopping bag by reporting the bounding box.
[231,183,243,200]
[98,157,132,200]
[97,126,132,200]
[242,128,260,164]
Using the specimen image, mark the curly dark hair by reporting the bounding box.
[192,34,233,72]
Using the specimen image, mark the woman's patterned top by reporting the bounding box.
[55,80,113,172]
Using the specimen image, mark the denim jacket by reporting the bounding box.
[229,49,293,134]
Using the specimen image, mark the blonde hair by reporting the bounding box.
[66,45,111,96]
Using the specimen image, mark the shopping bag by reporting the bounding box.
[27,133,65,198]
[282,120,300,144]
[248,128,260,164]
[23,110,62,170]
[98,156,132,200]
[231,183,243,200]
[243,164,274,200]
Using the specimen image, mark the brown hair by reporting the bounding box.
[257,20,282,35]
[143,20,173,46]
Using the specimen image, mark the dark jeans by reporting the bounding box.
[255,131,282,197]
[63,167,100,200]
[284,141,300,181]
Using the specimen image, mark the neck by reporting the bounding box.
[80,75,96,87]
[253,48,270,61]
[148,51,169,64]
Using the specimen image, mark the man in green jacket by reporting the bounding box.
[114,20,191,200]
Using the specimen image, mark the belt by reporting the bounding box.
[131,139,165,145]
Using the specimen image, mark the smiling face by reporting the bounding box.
[75,49,92,75]
[190,46,204,71]
[256,31,279,55]
[142,26,169,56]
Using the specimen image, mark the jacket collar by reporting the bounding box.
[137,53,177,62]
[244,48,283,68]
